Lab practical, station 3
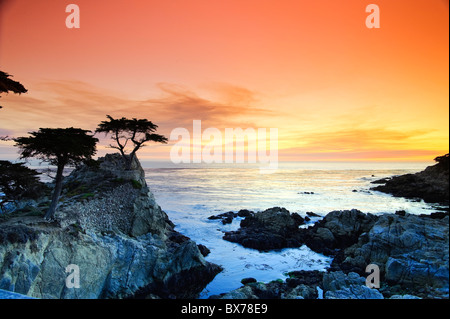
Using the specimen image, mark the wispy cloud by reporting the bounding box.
[126,82,274,132]
[0,80,274,136]
[0,80,279,159]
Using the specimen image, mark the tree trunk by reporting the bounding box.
[44,163,65,220]
[123,154,132,170]
[126,152,136,170]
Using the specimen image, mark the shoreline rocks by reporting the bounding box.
[301,209,378,256]
[222,207,305,251]
[0,153,221,299]
[332,211,449,297]
[208,209,254,225]
[214,155,449,298]
[211,270,323,299]
[213,207,449,299]
[371,154,449,205]
[210,270,385,299]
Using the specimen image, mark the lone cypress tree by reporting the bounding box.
[96,115,168,170]
[14,128,98,220]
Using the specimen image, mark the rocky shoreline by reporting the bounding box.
[1,153,448,299]
[0,154,221,299]
[371,153,449,205]
[208,157,449,299]
[208,208,449,299]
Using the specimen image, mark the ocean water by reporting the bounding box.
[143,161,442,298]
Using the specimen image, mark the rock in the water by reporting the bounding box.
[197,244,211,257]
[208,211,237,224]
[237,209,254,217]
[223,207,305,250]
[306,212,321,218]
[213,271,321,300]
[371,154,449,204]
[241,277,257,285]
[301,209,378,256]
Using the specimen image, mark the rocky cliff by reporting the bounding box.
[0,153,221,299]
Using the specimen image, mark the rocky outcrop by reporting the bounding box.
[218,206,449,299]
[332,212,449,298]
[211,270,323,299]
[221,208,376,254]
[301,210,448,298]
[222,207,305,250]
[211,270,386,299]
[322,271,383,299]
[371,154,449,204]
[208,209,254,225]
[0,153,221,299]
[301,209,378,256]
[58,153,170,238]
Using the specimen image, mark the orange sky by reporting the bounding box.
[0,0,448,162]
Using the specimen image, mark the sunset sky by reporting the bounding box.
[0,0,448,162]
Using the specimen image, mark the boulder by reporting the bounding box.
[302,209,378,255]
[208,211,237,225]
[241,277,257,285]
[223,207,305,250]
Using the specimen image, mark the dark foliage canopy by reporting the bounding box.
[96,115,167,168]
[14,127,98,167]
[0,160,45,202]
[0,70,27,109]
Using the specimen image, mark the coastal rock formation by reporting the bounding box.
[0,153,221,299]
[301,209,378,256]
[211,270,323,299]
[371,153,449,204]
[208,209,254,225]
[221,208,376,254]
[219,206,449,298]
[322,271,383,299]
[222,207,305,250]
[211,270,384,299]
[301,210,448,298]
[332,212,449,298]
